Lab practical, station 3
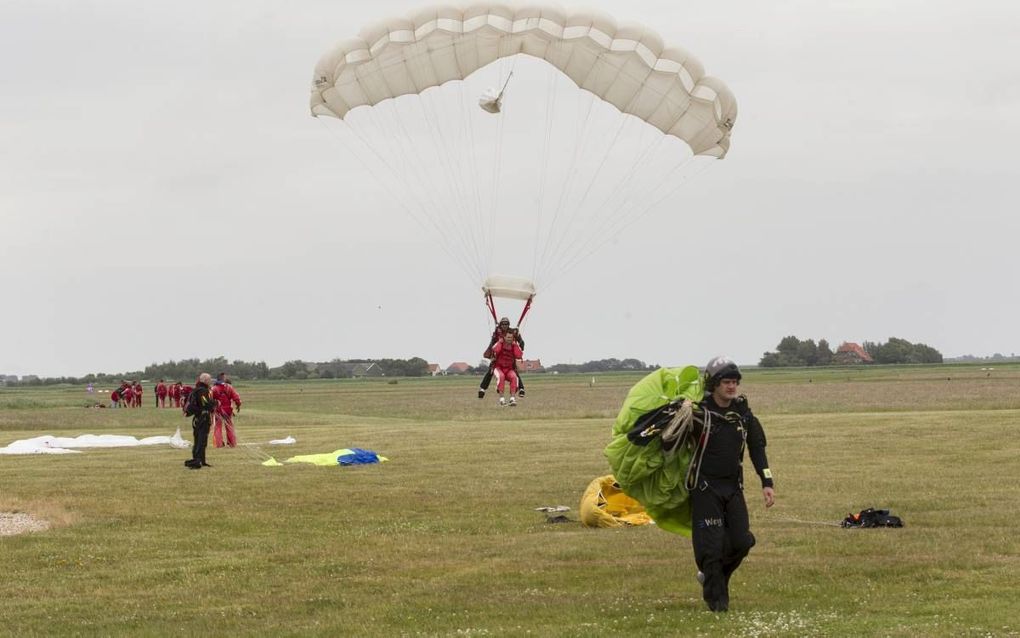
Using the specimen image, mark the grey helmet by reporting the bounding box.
[705,355,741,387]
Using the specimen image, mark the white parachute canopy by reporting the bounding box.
[311,3,736,295]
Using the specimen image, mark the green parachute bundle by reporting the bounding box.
[604,366,703,537]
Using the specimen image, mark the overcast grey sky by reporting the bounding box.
[2,0,1018,377]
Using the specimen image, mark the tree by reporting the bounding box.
[817,339,833,366]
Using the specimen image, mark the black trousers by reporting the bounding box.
[191,416,210,464]
[691,479,755,607]
[479,361,525,391]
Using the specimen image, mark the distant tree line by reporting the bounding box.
[862,338,942,364]
[946,353,1019,363]
[759,336,942,367]
[1,356,432,386]
[760,337,835,368]
[273,358,430,379]
[545,358,655,374]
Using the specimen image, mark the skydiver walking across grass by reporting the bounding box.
[478,317,526,399]
[689,356,775,612]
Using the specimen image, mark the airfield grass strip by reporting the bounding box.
[2,367,1019,636]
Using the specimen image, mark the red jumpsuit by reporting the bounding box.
[180,386,193,413]
[133,383,143,408]
[156,382,167,407]
[211,383,242,448]
[491,341,523,395]
[122,387,135,408]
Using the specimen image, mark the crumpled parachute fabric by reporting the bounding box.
[604,366,703,537]
[0,433,190,455]
[262,448,387,467]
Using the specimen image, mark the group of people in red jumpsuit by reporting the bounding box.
[153,380,192,409]
[108,380,145,408]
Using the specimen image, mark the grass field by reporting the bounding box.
[2,365,1019,636]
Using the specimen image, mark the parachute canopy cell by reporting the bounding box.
[310,2,736,158]
[482,274,536,300]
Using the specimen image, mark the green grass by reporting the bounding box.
[2,365,1019,636]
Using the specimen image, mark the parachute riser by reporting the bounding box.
[515,295,534,329]
[484,291,534,331]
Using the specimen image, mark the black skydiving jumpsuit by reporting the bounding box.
[184,382,217,468]
[690,393,773,611]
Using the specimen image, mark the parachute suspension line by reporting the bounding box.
[535,113,629,284]
[598,156,715,246]
[372,104,477,275]
[533,87,599,281]
[545,157,715,289]
[362,100,485,285]
[685,409,712,491]
[408,48,487,279]
[394,53,485,282]
[531,53,563,285]
[660,399,694,458]
[320,118,477,284]
[378,99,484,282]
[415,88,486,282]
[537,56,654,284]
[485,41,520,267]
[547,160,696,286]
[764,512,842,528]
[402,48,488,281]
[533,50,608,280]
[458,80,488,278]
[238,442,274,464]
[544,129,667,277]
[486,56,512,274]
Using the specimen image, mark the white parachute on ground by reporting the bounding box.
[310,3,737,320]
[0,431,190,455]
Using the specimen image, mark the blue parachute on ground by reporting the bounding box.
[604,366,703,537]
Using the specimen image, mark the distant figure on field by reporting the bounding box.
[156,379,167,408]
[122,384,135,409]
[109,388,121,408]
[133,381,143,408]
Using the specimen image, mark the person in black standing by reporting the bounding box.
[689,356,775,612]
[183,372,217,469]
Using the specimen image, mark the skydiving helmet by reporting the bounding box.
[499,317,511,327]
[705,355,741,390]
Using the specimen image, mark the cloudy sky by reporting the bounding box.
[2,0,1018,377]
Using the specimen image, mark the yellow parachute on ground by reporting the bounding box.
[579,475,653,528]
